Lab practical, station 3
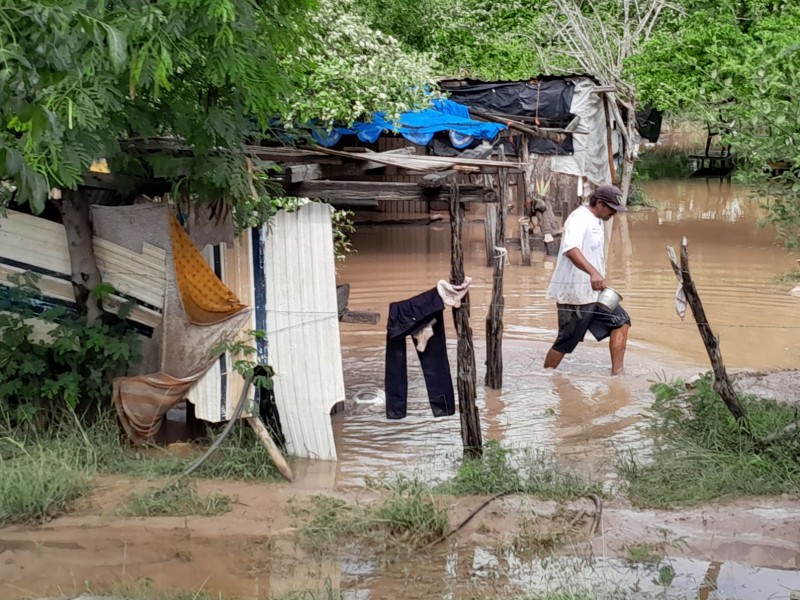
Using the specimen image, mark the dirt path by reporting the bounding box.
[1,477,798,599]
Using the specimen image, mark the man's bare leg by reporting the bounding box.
[544,348,565,370]
[609,324,630,375]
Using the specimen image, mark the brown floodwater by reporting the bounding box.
[330,179,799,486]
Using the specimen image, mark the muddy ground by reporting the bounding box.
[3,372,798,600]
[1,471,799,600]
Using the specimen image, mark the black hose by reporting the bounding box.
[182,374,254,477]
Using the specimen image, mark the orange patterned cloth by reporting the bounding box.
[169,213,247,325]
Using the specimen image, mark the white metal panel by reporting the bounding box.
[264,202,343,460]
[186,231,258,422]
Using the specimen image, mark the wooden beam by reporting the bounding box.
[485,148,507,389]
[282,148,419,183]
[420,144,495,189]
[246,416,294,482]
[519,222,531,266]
[288,180,496,203]
[467,108,569,143]
[339,309,380,325]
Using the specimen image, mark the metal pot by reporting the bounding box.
[596,287,623,312]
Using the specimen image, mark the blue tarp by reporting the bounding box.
[311,99,506,149]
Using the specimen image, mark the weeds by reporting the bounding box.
[776,268,800,283]
[0,450,89,525]
[118,479,232,517]
[633,148,692,181]
[296,479,448,555]
[438,441,603,501]
[0,412,281,523]
[626,185,654,208]
[268,581,343,600]
[623,543,662,565]
[619,373,800,507]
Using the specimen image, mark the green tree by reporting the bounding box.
[631,0,800,245]
[357,0,677,200]
[0,0,436,319]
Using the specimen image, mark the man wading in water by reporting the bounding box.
[543,185,631,375]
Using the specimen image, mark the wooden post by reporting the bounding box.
[519,134,534,267]
[519,221,531,266]
[449,182,483,457]
[483,201,496,267]
[485,151,507,389]
[602,93,617,183]
[246,416,294,482]
[666,237,747,422]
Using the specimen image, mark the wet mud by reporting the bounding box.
[2,180,799,599]
[1,479,799,600]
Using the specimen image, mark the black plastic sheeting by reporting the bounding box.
[636,105,662,143]
[444,80,576,125]
[443,79,576,155]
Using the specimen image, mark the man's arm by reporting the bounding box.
[565,248,606,291]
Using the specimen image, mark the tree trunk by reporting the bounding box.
[449,182,483,458]
[55,188,104,324]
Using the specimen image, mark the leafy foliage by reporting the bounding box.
[357,0,549,80]
[0,0,437,224]
[0,274,140,425]
[631,0,800,244]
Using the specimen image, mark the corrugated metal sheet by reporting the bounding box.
[264,203,344,460]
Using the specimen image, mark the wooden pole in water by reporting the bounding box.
[520,134,533,267]
[483,201,496,267]
[666,237,747,423]
[485,149,507,389]
[448,182,483,457]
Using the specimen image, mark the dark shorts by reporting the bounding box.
[552,303,631,354]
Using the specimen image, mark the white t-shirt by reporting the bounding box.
[546,205,605,305]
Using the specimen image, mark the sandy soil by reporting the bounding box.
[1,476,798,600]
[734,369,800,405]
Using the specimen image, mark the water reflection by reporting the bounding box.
[288,546,800,600]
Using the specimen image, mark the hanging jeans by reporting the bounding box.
[385,288,456,419]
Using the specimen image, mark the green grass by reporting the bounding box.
[0,411,282,524]
[0,450,90,525]
[296,478,448,555]
[118,478,232,517]
[619,373,800,507]
[626,185,655,208]
[776,268,800,283]
[437,441,603,501]
[0,411,284,482]
[633,148,693,181]
[113,580,217,600]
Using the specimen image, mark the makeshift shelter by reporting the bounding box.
[0,119,525,462]
[0,200,345,461]
[300,76,631,258]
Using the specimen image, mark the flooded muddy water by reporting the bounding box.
[332,180,800,486]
